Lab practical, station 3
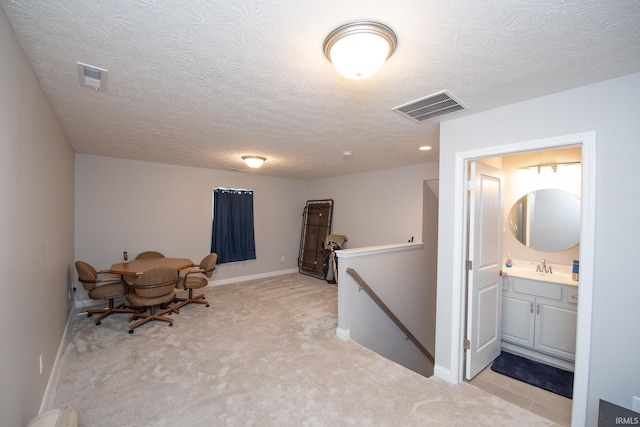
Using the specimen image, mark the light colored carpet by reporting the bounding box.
[48,273,557,426]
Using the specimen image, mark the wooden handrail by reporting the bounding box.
[345,267,435,364]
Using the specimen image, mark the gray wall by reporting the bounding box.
[304,163,439,248]
[436,72,640,425]
[75,154,306,303]
[0,7,75,426]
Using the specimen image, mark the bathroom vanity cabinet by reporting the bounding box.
[502,276,578,362]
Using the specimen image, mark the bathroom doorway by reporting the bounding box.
[454,131,596,426]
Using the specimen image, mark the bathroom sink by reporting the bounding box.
[504,267,577,285]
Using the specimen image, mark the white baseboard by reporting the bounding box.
[433,364,457,384]
[39,305,74,414]
[209,268,299,286]
[74,268,301,309]
[501,342,575,372]
[336,327,351,340]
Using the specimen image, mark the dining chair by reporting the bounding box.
[126,266,178,333]
[75,261,135,325]
[135,251,165,260]
[174,253,217,310]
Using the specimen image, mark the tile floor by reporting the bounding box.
[469,365,573,426]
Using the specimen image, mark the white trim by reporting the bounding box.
[336,327,351,340]
[433,364,455,383]
[39,305,75,414]
[571,131,596,427]
[450,131,595,427]
[501,342,575,372]
[75,268,301,308]
[209,268,299,286]
[335,242,424,258]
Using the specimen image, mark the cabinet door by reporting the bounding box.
[534,299,577,361]
[502,294,535,347]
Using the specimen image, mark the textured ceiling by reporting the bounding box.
[2,0,640,179]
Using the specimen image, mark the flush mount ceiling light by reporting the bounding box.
[242,156,266,168]
[323,21,397,80]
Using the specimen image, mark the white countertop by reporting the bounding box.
[503,263,579,286]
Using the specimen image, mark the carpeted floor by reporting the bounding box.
[48,273,558,426]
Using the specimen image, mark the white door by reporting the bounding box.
[465,162,504,380]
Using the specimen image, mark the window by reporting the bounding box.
[210,188,256,264]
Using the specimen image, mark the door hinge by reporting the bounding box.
[466,260,472,270]
[464,339,471,350]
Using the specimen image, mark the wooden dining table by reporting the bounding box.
[109,257,194,277]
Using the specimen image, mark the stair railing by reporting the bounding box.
[345,267,435,364]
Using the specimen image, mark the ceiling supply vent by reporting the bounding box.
[392,90,467,122]
[77,62,108,91]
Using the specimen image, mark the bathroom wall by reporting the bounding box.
[501,147,581,267]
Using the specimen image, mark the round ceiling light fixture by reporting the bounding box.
[323,21,397,80]
[242,155,266,168]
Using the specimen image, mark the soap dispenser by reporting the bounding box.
[505,254,513,268]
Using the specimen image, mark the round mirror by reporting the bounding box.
[508,189,580,252]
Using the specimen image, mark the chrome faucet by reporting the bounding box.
[536,259,552,274]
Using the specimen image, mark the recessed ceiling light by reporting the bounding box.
[343,150,353,156]
[419,146,432,151]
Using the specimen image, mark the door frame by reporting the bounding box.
[452,131,595,427]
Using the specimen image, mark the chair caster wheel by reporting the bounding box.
[133,317,138,320]
[169,323,173,327]
[96,321,101,326]
[128,329,134,334]
[206,304,210,307]
[87,313,92,318]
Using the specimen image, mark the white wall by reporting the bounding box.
[75,154,305,302]
[436,72,640,425]
[304,163,439,248]
[0,7,75,425]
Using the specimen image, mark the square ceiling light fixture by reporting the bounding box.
[77,62,108,91]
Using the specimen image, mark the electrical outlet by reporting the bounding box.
[633,396,640,412]
[39,354,43,374]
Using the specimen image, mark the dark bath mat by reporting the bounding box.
[491,351,574,399]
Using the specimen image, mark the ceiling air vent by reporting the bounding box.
[392,90,467,122]
[77,62,108,91]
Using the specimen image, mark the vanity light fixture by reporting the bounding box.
[242,156,266,168]
[323,21,397,80]
[517,161,580,174]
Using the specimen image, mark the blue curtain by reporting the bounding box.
[210,188,256,264]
